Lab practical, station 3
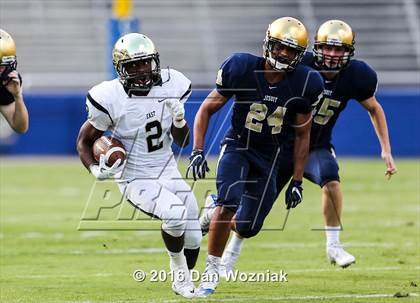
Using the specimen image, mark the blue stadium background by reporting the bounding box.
[1,88,419,157]
[1,0,420,157]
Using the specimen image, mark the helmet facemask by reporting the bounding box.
[116,54,161,91]
[0,56,17,82]
[313,42,354,70]
[264,37,306,72]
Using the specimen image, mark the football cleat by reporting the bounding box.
[219,250,240,279]
[199,194,217,236]
[172,281,196,299]
[196,256,219,298]
[327,243,356,268]
[170,260,196,298]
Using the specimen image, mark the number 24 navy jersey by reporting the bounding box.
[216,53,324,155]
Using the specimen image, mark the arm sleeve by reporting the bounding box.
[85,93,112,131]
[353,61,378,102]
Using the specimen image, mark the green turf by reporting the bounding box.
[0,158,419,302]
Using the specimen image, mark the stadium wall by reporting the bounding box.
[0,89,419,157]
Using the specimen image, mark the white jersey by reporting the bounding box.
[86,68,191,181]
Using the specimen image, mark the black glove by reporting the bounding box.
[186,149,209,181]
[285,179,303,209]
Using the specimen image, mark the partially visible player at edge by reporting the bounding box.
[76,33,202,299]
[0,29,29,133]
[188,17,324,297]
[219,20,397,273]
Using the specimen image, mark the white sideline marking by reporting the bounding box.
[21,232,43,239]
[12,231,417,250]
[101,248,166,254]
[21,232,65,239]
[254,241,415,249]
[160,293,420,302]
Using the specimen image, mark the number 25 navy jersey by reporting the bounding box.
[302,52,378,149]
[216,53,324,156]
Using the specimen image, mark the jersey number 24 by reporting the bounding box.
[245,103,287,134]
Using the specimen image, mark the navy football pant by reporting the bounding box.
[276,147,341,197]
[216,142,280,238]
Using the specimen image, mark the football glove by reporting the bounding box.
[186,149,209,181]
[285,179,303,209]
[165,98,186,128]
[89,154,125,181]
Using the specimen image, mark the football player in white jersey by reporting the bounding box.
[76,33,201,299]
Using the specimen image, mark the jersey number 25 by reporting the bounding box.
[314,98,341,125]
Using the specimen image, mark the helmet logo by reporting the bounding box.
[283,37,298,46]
[326,36,343,46]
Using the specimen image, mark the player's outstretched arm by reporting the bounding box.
[76,121,104,171]
[0,71,29,133]
[360,96,397,179]
[186,89,228,180]
[285,112,312,209]
[292,112,312,181]
[193,89,228,150]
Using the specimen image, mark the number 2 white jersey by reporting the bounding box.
[86,68,191,181]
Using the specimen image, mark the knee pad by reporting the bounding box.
[184,228,202,250]
[161,205,187,238]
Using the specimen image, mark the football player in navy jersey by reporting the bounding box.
[187,17,324,296]
[0,29,28,134]
[220,20,397,272]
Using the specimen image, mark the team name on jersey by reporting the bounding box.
[263,95,278,103]
[146,111,156,119]
[323,89,333,96]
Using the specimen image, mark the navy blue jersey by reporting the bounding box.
[302,52,378,148]
[0,73,22,106]
[216,53,324,155]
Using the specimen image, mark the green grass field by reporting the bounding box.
[0,158,419,303]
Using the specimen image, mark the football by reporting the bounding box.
[92,136,126,166]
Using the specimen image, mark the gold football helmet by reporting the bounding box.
[112,33,161,90]
[263,17,308,71]
[0,29,17,81]
[313,20,355,70]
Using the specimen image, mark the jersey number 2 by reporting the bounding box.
[145,120,163,152]
[245,103,287,134]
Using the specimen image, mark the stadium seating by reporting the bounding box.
[1,0,419,88]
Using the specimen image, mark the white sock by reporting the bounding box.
[225,233,244,255]
[167,248,187,268]
[207,255,221,267]
[325,226,341,246]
